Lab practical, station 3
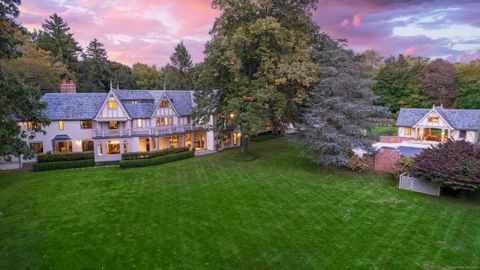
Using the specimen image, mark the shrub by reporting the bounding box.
[33,159,95,171]
[119,151,194,169]
[347,154,370,172]
[410,140,480,191]
[37,151,94,163]
[394,156,415,177]
[122,147,189,160]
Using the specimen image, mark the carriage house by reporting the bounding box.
[396,105,480,143]
[5,86,241,168]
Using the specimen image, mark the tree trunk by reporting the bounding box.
[241,136,249,154]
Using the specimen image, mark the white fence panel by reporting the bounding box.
[399,173,440,196]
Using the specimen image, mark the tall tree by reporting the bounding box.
[0,0,22,59]
[289,34,387,166]
[132,63,161,89]
[455,61,480,109]
[160,42,194,89]
[36,13,82,69]
[0,31,72,92]
[79,38,110,91]
[417,58,457,107]
[0,0,50,160]
[194,0,319,154]
[372,54,430,113]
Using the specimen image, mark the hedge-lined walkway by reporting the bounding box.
[1,139,480,269]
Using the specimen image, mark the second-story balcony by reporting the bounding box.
[94,124,209,138]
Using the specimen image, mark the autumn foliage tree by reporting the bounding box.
[410,140,480,191]
[417,58,457,107]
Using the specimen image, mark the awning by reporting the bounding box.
[52,134,72,141]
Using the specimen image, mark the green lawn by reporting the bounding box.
[1,139,480,269]
[370,126,398,136]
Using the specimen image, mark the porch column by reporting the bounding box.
[441,129,445,142]
[190,131,195,149]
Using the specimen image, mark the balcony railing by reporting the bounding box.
[94,124,208,138]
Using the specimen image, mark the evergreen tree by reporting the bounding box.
[160,42,194,89]
[289,34,387,166]
[81,38,110,91]
[194,0,319,154]
[372,54,430,113]
[109,61,134,89]
[36,13,82,69]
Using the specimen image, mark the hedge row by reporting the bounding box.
[33,159,95,172]
[119,151,194,169]
[121,147,190,160]
[37,151,94,163]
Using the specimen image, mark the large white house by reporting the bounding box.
[396,105,480,143]
[2,83,241,169]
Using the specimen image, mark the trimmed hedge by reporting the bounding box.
[33,159,95,172]
[119,151,194,169]
[121,147,190,160]
[37,151,94,163]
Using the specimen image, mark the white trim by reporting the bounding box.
[94,89,131,120]
[150,91,180,117]
[412,107,453,130]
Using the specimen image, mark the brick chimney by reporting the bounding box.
[60,79,76,93]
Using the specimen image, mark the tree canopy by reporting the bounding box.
[132,63,161,89]
[195,0,319,154]
[160,42,194,90]
[455,61,480,109]
[289,34,387,166]
[417,58,457,107]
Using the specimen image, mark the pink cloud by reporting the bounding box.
[352,15,362,27]
[340,18,349,27]
[404,47,416,56]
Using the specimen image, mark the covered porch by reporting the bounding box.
[413,127,450,142]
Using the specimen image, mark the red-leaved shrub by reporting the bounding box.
[410,140,480,191]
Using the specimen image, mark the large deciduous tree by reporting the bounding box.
[132,63,161,89]
[0,0,50,160]
[0,31,72,92]
[455,61,480,109]
[289,34,387,166]
[0,0,22,59]
[160,42,194,90]
[36,13,82,69]
[194,0,320,154]
[109,61,135,89]
[372,54,430,113]
[410,140,480,191]
[417,58,457,107]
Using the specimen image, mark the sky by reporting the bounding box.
[18,0,480,67]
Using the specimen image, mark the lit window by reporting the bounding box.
[428,117,439,123]
[109,121,118,129]
[80,120,93,129]
[82,141,94,152]
[224,133,232,145]
[160,100,169,107]
[233,132,240,145]
[107,140,120,155]
[405,128,411,135]
[108,97,117,109]
[58,120,64,130]
[54,141,72,153]
[156,117,173,126]
[27,122,40,130]
[30,142,44,153]
[169,136,178,148]
[137,119,142,128]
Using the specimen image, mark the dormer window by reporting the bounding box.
[428,117,439,123]
[108,97,117,109]
[160,100,169,107]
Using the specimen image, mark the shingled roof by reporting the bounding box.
[40,90,196,120]
[396,107,480,131]
[41,93,107,120]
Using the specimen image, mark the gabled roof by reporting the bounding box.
[41,93,107,120]
[40,89,196,120]
[396,107,480,131]
[396,108,430,127]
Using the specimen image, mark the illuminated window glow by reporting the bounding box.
[405,128,412,135]
[58,120,64,130]
[428,117,439,123]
